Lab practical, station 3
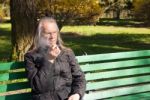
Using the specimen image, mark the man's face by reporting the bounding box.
[42,21,58,47]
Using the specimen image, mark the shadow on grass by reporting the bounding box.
[97,18,150,28]
[61,32,150,56]
[0,26,11,62]
[0,28,10,36]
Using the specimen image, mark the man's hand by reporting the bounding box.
[68,93,80,100]
[48,45,61,60]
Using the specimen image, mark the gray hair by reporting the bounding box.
[33,17,66,50]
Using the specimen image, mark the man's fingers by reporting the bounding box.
[68,97,72,100]
[49,45,61,58]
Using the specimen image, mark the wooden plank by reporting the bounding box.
[107,92,150,100]
[81,58,150,72]
[0,88,31,96]
[0,62,24,71]
[83,83,150,100]
[0,96,5,100]
[0,85,7,95]
[0,81,30,93]
[0,72,27,81]
[0,93,31,100]
[86,75,150,91]
[85,67,150,81]
[0,73,9,83]
[77,50,150,63]
[0,62,14,71]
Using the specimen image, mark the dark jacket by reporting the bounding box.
[24,48,86,100]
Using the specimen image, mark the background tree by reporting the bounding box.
[99,0,133,19]
[10,0,37,60]
[0,4,5,21]
[133,0,150,25]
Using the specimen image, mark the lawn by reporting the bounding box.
[0,23,11,61]
[0,22,150,61]
[61,25,150,55]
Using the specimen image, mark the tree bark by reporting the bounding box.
[115,9,120,19]
[10,0,37,61]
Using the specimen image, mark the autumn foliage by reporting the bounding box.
[36,0,101,26]
[133,0,150,24]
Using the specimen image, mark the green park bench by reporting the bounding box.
[0,50,150,100]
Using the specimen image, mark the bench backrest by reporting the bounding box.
[0,50,150,100]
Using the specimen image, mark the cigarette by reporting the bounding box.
[51,45,57,49]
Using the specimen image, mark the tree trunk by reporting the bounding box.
[115,9,120,20]
[10,0,37,61]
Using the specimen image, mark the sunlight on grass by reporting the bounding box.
[1,23,150,35]
[0,23,11,30]
[61,25,150,35]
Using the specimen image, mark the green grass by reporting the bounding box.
[61,25,150,55]
[0,23,11,61]
[61,25,150,35]
[98,18,145,27]
[0,22,150,61]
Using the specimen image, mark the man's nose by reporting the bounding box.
[47,34,53,39]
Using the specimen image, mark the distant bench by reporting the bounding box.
[0,50,150,100]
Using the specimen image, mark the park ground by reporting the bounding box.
[0,19,150,62]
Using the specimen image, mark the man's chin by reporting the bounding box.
[48,42,56,47]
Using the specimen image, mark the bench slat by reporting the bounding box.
[86,75,150,91]
[0,74,9,83]
[83,83,150,100]
[0,92,31,100]
[0,72,27,82]
[0,62,24,71]
[85,66,150,81]
[107,92,150,100]
[1,67,150,83]
[81,58,150,72]
[0,81,30,93]
[77,50,150,63]
[0,62,15,71]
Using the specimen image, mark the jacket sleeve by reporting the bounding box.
[68,50,86,99]
[24,52,53,93]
